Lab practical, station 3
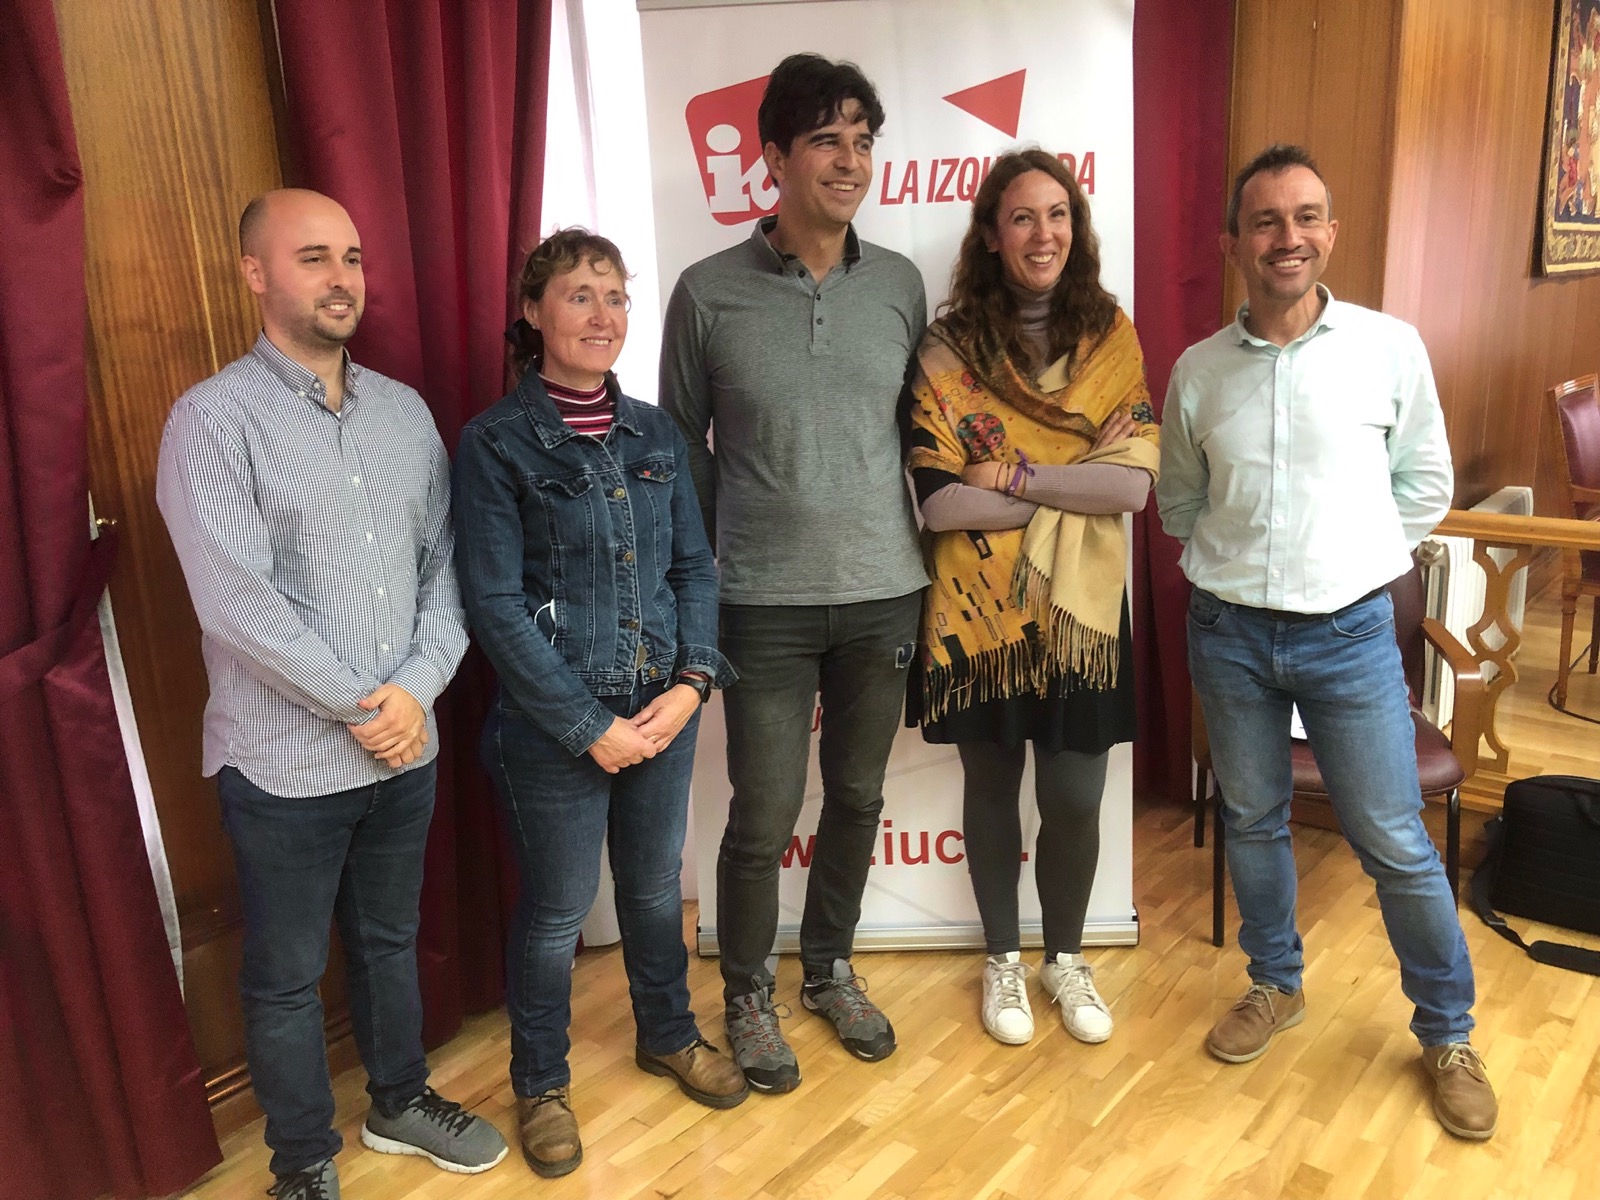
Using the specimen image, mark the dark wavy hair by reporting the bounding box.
[758,53,885,155]
[939,149,1117,372]
[508,227,630,377]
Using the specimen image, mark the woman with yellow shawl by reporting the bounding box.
[906,149,1158,1048]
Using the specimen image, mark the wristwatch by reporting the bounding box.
[676,672,714,704]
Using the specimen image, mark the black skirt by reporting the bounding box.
[906,602,1136,755]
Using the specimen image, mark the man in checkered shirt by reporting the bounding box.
[157,189,506,1200]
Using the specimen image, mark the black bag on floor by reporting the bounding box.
[1469,774,1600,976]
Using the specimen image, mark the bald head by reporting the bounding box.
[239,188,365,359]
[239,188,354,256]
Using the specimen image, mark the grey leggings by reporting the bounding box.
[957,741,1108,957]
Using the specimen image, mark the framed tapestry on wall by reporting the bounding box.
[1541,0,1600,274]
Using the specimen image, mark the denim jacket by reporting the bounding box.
[454,373,733,755]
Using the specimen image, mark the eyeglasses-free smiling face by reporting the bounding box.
[243,191,365,355]
[763,99,875,233]
[983,169,1074,293]
[523,258,630,390]
[1224,164,1338,312]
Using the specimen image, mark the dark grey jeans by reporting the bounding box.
[715,591,924,1000]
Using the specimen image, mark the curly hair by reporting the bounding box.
[938,149,1117,373]
[509,227,631,377]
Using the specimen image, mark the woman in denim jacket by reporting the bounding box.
[453,230,744,1178]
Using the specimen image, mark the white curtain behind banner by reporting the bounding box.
[636,0,1139,954]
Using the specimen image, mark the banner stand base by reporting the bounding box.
[696,914,1140,957]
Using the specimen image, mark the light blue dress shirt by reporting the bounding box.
[1156,288,1453,613]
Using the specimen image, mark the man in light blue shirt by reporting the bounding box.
[1157,145,1497,1141]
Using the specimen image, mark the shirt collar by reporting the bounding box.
[750,215,862,275]
[1231,284,1340,349]
[517,370,641,447]
[250,332,361,407]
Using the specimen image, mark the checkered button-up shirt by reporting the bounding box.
[157,333,467,798]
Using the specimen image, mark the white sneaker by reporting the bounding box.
[1040,952,1113,1043]
[981,952,1034,1045]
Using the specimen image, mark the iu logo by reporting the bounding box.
[685,76,778,225]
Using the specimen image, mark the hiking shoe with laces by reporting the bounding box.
[981,952,1034,1045]
[267,1158,337,1200]
[725,987,801,1093]
[360,1086,508,1174]
[515,1087,581,1177]
[1040,952,1113,1044]
[801,958,896,1061]
[1206,984,1306,1063]
[637,1037,750,1108]
[1422,1042,1498,1140]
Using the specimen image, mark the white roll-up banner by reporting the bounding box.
[637,0,1138,954]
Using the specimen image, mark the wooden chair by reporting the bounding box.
[1191,559,1486,947]
[1545,375,1600,708]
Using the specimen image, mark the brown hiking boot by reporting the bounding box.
[1206,984,1306,1063]
[515,1088,581,1178]
[1422,1043,1498,1140]
[636,1037,750,1108]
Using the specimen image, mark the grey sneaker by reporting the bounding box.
[360,1086,508,1174]
[268,1159,338,1200]
[801,959,896,1061]
[724,987,801,1093]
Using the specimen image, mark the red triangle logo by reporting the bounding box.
[943,70,1026,137]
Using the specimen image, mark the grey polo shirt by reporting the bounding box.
[660,219,929,605]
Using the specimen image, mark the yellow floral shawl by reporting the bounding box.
[906,308,1159,723]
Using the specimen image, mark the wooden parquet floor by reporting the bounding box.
[183,588,1600,1199]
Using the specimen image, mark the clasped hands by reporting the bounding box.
[347,682,427,767]
[586,684,702,775]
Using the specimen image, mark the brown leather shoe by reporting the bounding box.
[1206,984,1306,1063]
[636,1038,750,1108]
[1422,1043,1498,1140]
[515,1088,581,1177]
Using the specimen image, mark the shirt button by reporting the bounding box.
[815,317,824,325]
[351,475,361,486]
[380,643,390,653]
[1275,461,1286,471]
[622,551,635,563]
[815,291,822,300]
[613,487,625,499]
[1274,516,1285,526]
[376,587,385,596]
[366,532,374,542]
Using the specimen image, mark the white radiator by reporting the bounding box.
[1419,485,1534,727]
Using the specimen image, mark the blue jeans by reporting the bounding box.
[1187,588,1475,1047]
[715,592,924,998]
[485,681,701,1097]
[218,762,436,1177]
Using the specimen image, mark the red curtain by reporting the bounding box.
[1131,0,1235,805]
[0,2,222,1198]
[270,0,553,1045]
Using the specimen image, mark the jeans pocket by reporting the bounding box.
[1188,589,1227,631]
[1328,595,1393,639]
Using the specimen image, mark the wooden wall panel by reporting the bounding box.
[1226,0,1402,316]
[1383,0,1596,523]
[52,0,353,1137]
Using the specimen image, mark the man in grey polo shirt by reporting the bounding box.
[661,53,928,1094]
[157,189,506,1198]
